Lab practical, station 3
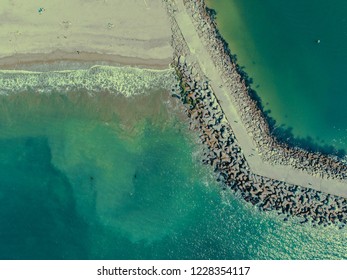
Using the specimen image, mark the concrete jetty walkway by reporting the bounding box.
[172,0,347,198]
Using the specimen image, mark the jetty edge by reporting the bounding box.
[164,0,347,228]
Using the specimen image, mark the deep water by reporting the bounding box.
[0,90,346,259]
[206,0,347,157]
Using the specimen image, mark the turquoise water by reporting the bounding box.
[0,87,346,259]
[206,0,347,156]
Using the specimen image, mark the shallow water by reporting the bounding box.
[0,84,346,259]
[206,0,347,156]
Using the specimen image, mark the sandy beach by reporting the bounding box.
[0,0,172,69]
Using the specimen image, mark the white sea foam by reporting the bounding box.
[0,65,177,96]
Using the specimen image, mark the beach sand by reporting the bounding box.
[0,0,173,68]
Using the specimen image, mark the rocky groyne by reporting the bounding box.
[163,0,347,228]
[182,0,347,181]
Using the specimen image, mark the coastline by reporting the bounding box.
[0,0,346,227]
[0,64,176,97]
[0,51,172,71]
[0,1,175,95]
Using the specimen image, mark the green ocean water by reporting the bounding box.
[206,0,347,156]
[0,86,346,259]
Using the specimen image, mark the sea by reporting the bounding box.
[206,0,347,157]
[0,64,346,260]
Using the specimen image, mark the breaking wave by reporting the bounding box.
[0,65,176,96]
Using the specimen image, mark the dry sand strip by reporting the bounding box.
[172,0,347,198]
[0,0,172,69]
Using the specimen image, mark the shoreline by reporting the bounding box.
[0,64,176,97]
[164,0,347,227]
[0,0,345,227]
[0,51,172,71]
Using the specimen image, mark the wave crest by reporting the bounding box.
[0,65,176,96]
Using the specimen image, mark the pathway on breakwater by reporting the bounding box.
[172,0,347,198]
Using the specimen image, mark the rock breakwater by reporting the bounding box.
[164,0,347,228]
[183,0,347,181]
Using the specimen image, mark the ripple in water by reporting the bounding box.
[0,88,346,259]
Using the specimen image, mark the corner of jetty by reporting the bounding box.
[163,0,347,229]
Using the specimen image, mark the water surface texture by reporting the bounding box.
[0,69,346,259]
[206,0,347,155]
